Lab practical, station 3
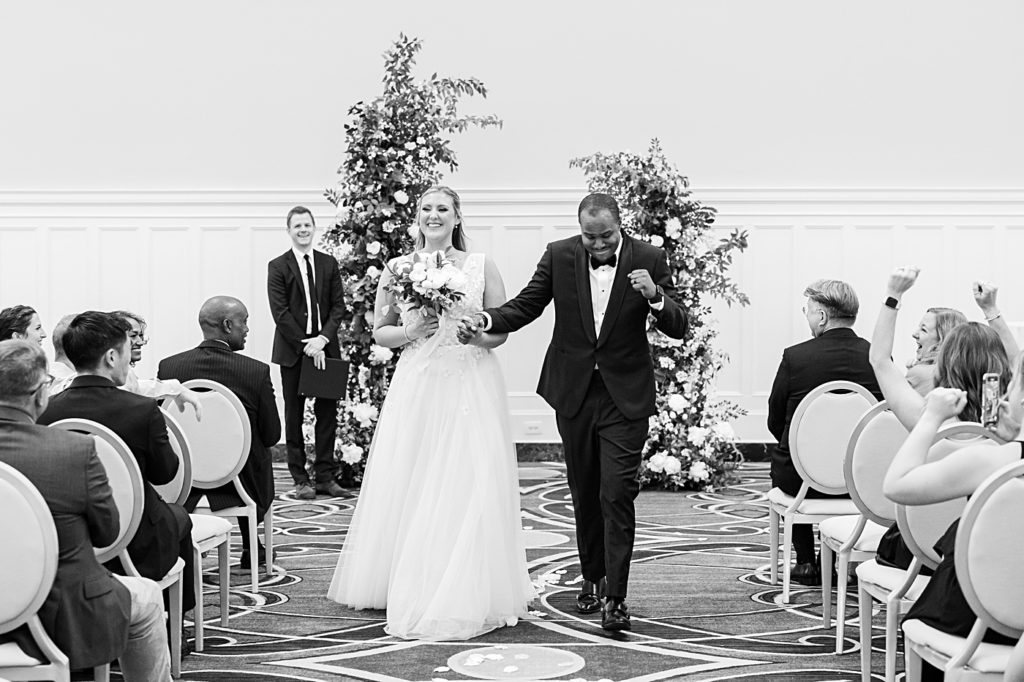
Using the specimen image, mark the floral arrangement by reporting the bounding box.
[571,140,750,491]
[383,250,468,316]
[317,34,500,486]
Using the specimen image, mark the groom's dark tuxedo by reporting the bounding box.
[485,232,688,598]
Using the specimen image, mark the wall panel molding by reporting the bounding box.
[4,187,1024,443]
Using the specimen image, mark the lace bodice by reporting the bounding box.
[400,252,487,356]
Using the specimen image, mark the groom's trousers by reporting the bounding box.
[556,370,648,599]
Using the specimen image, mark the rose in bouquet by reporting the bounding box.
[384,250,468,316]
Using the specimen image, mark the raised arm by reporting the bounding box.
[973,280,1020,361]
[884,387,1017,504]
[870,266,925,429]
[649,250,688,339]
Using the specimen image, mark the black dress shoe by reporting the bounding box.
[791,561,821,586]
[239,544,267,568]
[601,597,630,631]
[576,576,606,614]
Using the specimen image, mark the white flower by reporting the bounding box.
[667,394,689,413]
[406,223,419,239]
[340,444,364,464]
[650,235,664,248]
[647,451,668,473]
[404,141,417,151]
[365,265,381,280]
[675,370,688,383]
[350,403,379,428]
[658,356,674,369]
[368,344,393,365]
[689,460,710,482]
[335,204,351,222]
[663,455,682,476]
[422,268,447,290]
[688,426,708,446]
[416,136,426,145]
[665,217,683,239]
[365,240,382,256]
[712,422,736,441]
[393,190,410,205]
[333,242,353,260]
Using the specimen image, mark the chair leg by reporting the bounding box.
[769,507,779,585]
[782,514,794,603]
[93,663,110,682]
[858,584,872,682]
[193,544,204,653]
[821,541,833,629]
[905,642,922,682]
[218,540,229,626]
[885,594,900,682]
[248,509,259,593]
[265,503,274,574]
[170,577,182,679]
[835,550,849,654]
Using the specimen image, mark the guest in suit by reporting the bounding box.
[767,279,883,585]
[461,193,689,631]
[267,206,346,500]
[0,304,47,345]
[158,296,282,567]
[0,339,171,680]
[37,311,196,614]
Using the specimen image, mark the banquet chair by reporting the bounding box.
[165,379,272,594]
[901,456,1024,680]
[0,462,70,682]
[156,408,232,653]
[767,380,876,603]
[856,422,1002,682]
[820,401,908,653]
[52,419,184,680]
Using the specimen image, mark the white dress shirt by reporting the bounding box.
[292,247,320,336]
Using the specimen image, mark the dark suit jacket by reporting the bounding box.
[38,375,188,581]
[486,233,689,420]
[767,327,884,493]
[0,406,132,669]
[158,340,282,516]
[267,248,346,367]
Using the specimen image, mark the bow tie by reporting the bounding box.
[589,254,617,270]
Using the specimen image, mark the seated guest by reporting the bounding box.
[37,311,196,615]
[158,296,282,567]
[767,279,883,585]
[0,339,171,680]
[869,267,1011,569]
[0,305,47,345]
[883,353,1024,681]
[111,310,202,418]
[49,313,78,390]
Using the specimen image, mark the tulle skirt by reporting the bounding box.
[327,343,535,640]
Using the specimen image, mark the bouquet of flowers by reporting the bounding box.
[384,250,468,316]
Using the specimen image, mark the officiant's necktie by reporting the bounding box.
[304,254,320,336]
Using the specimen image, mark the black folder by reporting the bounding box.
[297,356,349,400]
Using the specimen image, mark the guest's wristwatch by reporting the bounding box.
[884,296,900,310]
[647,285,665,305]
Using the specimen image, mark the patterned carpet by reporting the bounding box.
[166,462,902,682]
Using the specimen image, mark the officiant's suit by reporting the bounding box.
[267,248,345,487]
[158,340,282,523]
[484,232,688,598]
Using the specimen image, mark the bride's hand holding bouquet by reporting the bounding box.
[385,250,468,339]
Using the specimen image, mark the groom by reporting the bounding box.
[459,193,689,631]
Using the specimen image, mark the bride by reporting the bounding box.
[327,185,535,640]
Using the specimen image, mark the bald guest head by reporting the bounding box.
[198,296,250,351]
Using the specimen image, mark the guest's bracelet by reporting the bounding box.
[403,326,412,343]
[986,312,1003,322]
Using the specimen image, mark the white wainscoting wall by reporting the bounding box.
[2,188,1022,443]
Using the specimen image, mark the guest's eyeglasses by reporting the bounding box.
[29,374,55,394]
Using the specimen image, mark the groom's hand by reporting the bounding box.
[456,315,483,345]
[629,269,658,299]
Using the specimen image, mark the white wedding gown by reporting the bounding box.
[327,252,535,640]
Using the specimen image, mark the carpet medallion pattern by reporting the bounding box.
[166,462,900,681]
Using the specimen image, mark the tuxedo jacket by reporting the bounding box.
[267,249,346,367]
[486,233,689,420]
[767,327,884,492]
[0,406,132,669]
[39,375,187,581]
[158,340,282,514]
